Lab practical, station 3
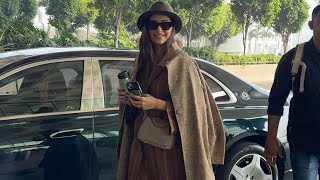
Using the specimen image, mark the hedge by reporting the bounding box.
[183,46,281,65]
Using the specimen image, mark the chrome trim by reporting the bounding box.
[0,110,94,121]
[0,140,44,149]
[219,106,268,110]
[82,59,93,110]
[201,70,237,104]
[50,128,84,139]
[92,57,135,61]
[93,107,119,112]
[92,59,105,109]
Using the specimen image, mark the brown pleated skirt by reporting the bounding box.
[128,137,186,180]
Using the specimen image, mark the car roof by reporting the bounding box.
[0,47,139,58]
[0,47,139,74]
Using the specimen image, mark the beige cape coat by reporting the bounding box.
[117,42,225,180]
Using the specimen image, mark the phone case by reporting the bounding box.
[126,81,143,96]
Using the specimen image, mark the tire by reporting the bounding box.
[216,141,278,180]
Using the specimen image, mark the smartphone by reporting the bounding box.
[126,81,143,96]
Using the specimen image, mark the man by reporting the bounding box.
[264,5,320,180]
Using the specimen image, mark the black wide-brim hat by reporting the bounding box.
[137,1,182,33]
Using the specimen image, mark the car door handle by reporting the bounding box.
[49,128,84,139]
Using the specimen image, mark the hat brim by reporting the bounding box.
[137,10,182,33]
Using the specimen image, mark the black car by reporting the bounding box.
[0,47,290,180]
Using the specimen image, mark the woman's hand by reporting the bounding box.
[117,87,130,105]
[130,94,166,110]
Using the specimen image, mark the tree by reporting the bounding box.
[75,0,99,40]
[173,0,222,47]
[0,20,56,50]
[46,0,80,34]
[94,0,153,48]
[203,4,241,49]
[259,0,280,27]
[94,0,126,48]
[122,0,155,35]
[39,0,49,7]
[231,0,280,55]
[18,0,38,22]
[0,0,20,41]
[272,0,308,53]
[0,0,20,19]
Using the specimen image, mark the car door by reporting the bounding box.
[91,57,134,180]
[0,58,96,180]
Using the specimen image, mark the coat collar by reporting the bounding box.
[158,42,182,67]
[145,42,181,90]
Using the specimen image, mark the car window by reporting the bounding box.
[0,61,84,116]
[99,60,133,108]
[203,74,230,102]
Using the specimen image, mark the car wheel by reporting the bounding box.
[216,141,278,180]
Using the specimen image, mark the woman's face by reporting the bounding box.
[147,14,173,45]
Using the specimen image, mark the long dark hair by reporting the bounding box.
[131,23,176,79]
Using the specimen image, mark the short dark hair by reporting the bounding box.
[312,5,320,19]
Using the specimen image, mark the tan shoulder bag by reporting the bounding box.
[137,111,175,150]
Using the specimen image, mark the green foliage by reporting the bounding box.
[52,32,88,47]
[183,46,217,62]
[172,0,222,46]
[0,0,20,19]
[122,0,155,34]
[203,4,228,36]
[94,23,136,48]
[0,20,56,50]
[204,4,241,48]
[272,0,308,53]
[231,0,259,25]
[39,0,49,7]
[259,0,281,27]
[93,0,148,48]
[93,31,114,47]
[74,0,99,28]
[18,0,38,22]
[215,53,280,64]
[47,0,80,33]
[183,46,280,64]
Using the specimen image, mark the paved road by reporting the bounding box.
[284,171,293,180]
[284,171,319,180]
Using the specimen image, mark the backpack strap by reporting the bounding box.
[291,43,306,93]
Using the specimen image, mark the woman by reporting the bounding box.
[117,1,225,180]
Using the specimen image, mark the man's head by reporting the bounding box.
[312,5,320,20]
[308,5,320,31]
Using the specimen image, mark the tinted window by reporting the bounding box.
[99,60,133,108]
[0,61,84,116]
[203,74,230,102]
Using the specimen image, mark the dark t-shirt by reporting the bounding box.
[268,38,320,153]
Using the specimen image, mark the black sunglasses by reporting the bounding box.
[146,21,174,30]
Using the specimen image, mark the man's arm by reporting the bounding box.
[264,114,281,166]
[264,50,294,166]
